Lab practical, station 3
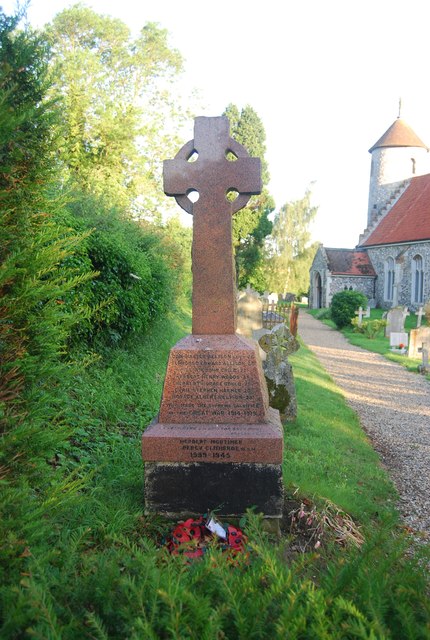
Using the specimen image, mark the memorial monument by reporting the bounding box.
[142,116,284,519]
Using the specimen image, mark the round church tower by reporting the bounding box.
[367,116,429,226]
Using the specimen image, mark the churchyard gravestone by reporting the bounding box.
[237,290,263,339]
[408,326,430,359]
[142,116,284,519]
[390,332,408,349]
[415,307,424,328]
[259,324,299,421]
[418,343,429,374]
[355,306,365,326]
[364,306,371,318]
[385,306,408,337]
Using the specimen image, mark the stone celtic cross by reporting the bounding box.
[163,116,262,335]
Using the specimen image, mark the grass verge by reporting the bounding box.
[1,304,429,638]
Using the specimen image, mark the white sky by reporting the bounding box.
[3,0,430,247]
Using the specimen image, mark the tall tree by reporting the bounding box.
[265,187,319,295]
[224,104,274,289]
[44,5,185,220]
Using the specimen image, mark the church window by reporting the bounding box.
[412,254,424,304]
[411,158,416,175]
[385,257,395,301]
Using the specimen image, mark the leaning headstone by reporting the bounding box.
[237,291,263,338]
[385,306,406,336]
[408,326,430,359]
[259,324,299,421]
[142,116,283,519]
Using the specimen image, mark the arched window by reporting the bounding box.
[385,257,395,301]
[411,157,416,175]
[412,254,424,304]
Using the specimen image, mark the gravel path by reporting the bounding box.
[298,310,430,540]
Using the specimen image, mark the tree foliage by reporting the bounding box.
[223,104,274,289]
[44,5,185,219]
[265,187,318,295]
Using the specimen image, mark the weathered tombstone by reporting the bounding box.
[418,343,429,374]
[364,306,371,318]
[237,290,263,338]
[258,324,299,421]
[408,326,430,359]
[142,116,283,519]
[415,306,424,328]
[385,306,407,337]
[389,332,408,348]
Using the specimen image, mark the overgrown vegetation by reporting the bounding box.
[2,309,429,638]
[351,317,387,339]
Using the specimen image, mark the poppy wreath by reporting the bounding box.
[167,517,246,558]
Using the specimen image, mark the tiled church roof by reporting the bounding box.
[325,248,376,276]
[360,173,430,247]
[368,118,428,153]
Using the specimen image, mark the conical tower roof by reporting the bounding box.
[368,117,428,153]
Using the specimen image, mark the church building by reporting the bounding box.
[310,116,430,310]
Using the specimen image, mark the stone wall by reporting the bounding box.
[367,242,430,309]
[328,276,376,302]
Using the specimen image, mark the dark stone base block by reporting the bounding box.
[144,462,283,518]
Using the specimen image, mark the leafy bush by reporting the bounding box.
[61,195,188,347]
[331,291,367,329]
[351,318,387,339]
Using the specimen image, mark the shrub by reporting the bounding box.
[62,194,191,348]
[351,318,387,338]
[331,291,367,329]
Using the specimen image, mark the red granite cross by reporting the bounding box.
[164,116,262,334]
